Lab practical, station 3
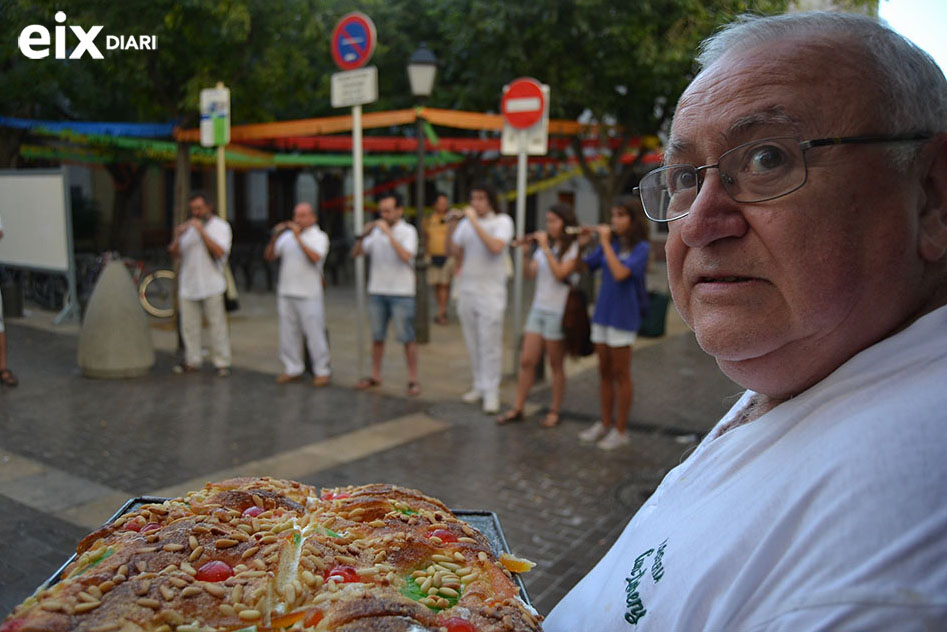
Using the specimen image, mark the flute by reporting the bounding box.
[565,226,600,239]
[354,225,376,241]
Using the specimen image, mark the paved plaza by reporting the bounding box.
[0,279,738,618]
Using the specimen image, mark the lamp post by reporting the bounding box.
[408,42,437,344]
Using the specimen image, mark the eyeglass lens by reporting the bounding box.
[639,136,807,221]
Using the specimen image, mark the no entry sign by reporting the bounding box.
[501,78,545,129]
[330,12,376,71]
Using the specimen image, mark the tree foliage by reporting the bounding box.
[1,0,878,222]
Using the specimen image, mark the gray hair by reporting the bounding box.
[695,11,947,169]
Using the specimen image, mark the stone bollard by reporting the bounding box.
[77,260,155,378]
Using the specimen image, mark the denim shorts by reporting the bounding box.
[524,306,564,340]
[591,323,637,347]
[368,294,416,343]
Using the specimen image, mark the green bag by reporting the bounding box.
[639,291,670,338]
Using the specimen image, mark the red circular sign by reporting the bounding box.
[501,78,545,129]
[330,12,376,71]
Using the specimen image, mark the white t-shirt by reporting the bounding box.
[452,212,514,304]
[177,216,232,301]
[362,219,417,297]
[531,242,578,314]
[546,305,947,632]
[275,226,329,299]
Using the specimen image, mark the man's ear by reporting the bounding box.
[918,134,947,263]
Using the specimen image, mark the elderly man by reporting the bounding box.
[546,12,947,631]
[168,191,233,377]
[264,202,331,386]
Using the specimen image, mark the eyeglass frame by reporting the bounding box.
[632,133,932,223]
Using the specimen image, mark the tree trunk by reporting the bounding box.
[106,163,146,254]
[173,141,191,227]
[0,128,27,169]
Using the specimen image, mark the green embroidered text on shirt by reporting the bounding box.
[624,538,668,626]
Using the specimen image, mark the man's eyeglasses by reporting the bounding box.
[632,134,931,222]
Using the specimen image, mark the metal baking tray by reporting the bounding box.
[44,498,530,605]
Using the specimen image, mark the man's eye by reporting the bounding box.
[667,167,697,192]
[746,145,787,173]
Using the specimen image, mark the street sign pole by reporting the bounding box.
[500,77,549,374]
[200,82,230,219]
[352,103,366,376]
[330,11,377,377]
[512,133,528,373]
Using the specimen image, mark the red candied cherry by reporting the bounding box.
[321,491,351,501]
[324,565,359,583]
[0,617,26,632]
[123,520,143,532]
[242,506,264,518]
[195,560,233,582]
[140,522,161,533]
[428,529,458,543]
[439,617,476,632]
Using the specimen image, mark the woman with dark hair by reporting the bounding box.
[497,203,580,427]
[447,182,514,414]
[577,196,650,450]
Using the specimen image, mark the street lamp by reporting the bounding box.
[408,42,437,344]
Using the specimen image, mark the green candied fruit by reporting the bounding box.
[315,525,341,538]
[400,572,461,612]
[72,546,115,578]
[293,531,302,547]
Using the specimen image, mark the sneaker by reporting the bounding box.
[579,421,609,443]
[482,392,500,414]
[172,363,198,375]
[597,428,631,450]
[461,389,482,404]
[216,367,231,378]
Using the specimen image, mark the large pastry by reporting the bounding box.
[2,477,542,631]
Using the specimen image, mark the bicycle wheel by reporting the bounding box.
[139,269,176,318]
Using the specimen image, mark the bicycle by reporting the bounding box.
[77,252,176,319]
[137,268,176,318]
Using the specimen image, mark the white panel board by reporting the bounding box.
[0,169,71,272]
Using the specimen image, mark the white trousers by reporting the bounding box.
[457,292,505,397]
[179,293,231,369]
[278,295,331,377]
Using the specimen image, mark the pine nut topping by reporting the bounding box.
[239,609,261,621]
[74,601,102,613]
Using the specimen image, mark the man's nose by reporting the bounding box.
[675,171,748,248]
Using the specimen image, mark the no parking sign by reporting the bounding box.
[330,12,376,71]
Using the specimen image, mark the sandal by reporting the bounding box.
[407,382,421,397]
[434,315,448,325]
[496,409,524,425]
[355,377,381,390]
[0,369,18,387]
[540,410,560,429]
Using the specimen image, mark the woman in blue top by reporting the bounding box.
[577,196,650,450]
